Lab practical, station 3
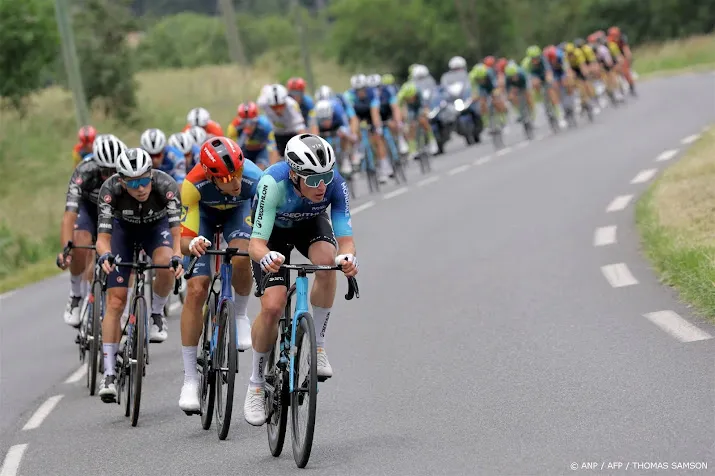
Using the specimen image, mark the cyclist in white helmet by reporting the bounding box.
[184,107,224,138]
[95,148,184,402]
[169,131,199,170]
[140,128,186,184]
[315,84,360,156]
[58,134,126,328]
[256,83,307,158]
[244,133,359,426]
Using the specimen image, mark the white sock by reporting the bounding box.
[312,306,331,349]
[103,343,119,376]
[80,278,90,299]
[235,293,249,317]
[182,345,198,380]
[70,273,82,297]
[122,287,134,317]
[151,291,168,315]
[250,351,268,386]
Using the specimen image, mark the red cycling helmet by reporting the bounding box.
[608,26,620,37]
[200,137,245,183]
[483,56,496,68]
[237,102,259,120]
[78,125,97,144]
[544,46,557,60]
[287,77,306,92]
[496,58,508,73]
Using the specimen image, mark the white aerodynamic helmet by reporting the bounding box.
[284,133,335,174]
[350,74,368,89]
[314,99,333,120]
[116,148,153,178]
[140,128,167,155]
[263,84,289,106]
[314,85,334,101]
[411,65,429,79]
[448,56,467,70]
[186,125,207,147]
[168,132,192,154]
[367,74,381,88]
[93,134,126,168]
[186,107,210,127]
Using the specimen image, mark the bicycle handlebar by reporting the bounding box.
[108,256,181,295]
[183,248,250,279]
[254,263,360,301]
[56,240,97,268]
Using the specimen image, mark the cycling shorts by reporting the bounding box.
[250,211,337,289]
[244,148,270,168]
[75,200,98,237]
[379,103,393,122]
[107,218,172,288]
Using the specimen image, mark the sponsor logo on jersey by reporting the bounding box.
[256,183,268,228]
[103,194,112,203]
[166,191,175,199]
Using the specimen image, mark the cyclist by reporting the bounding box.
[410,64,438,95]
[346,74,391,183]
[257,83,307,157]
[243,133,358,426]
[95,148,184,402]
[397,81,438,155]
[169,131,199,171]
[186,125,208,149]
[591,32,619,100]
[504,61,535,122]
[315,99,356,175]
[58,135,127,327]
[563,42,596,115]
[72,126,97,166]
[233,102,279,170]
[183,107,224,138]
[381,73,398,95]
[177,137,263,413]
[370,73,409,156]
[608,26,636,96]
[523,45,565,127]
[140,128,186,185]
[287,77,319,135]
[470,63,507,129]
[315,85,361,168]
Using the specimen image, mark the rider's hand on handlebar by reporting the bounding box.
[335,254,359,277]
[99,252,115,275]
[56,252,71,270]
[188,236,211,257]
[170,255,184,278]
[260,251,285,274]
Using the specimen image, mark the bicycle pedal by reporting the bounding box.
[182,409,201,416]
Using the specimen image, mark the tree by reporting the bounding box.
[0,0,59,115]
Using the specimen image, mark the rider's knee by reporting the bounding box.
[186,276,209,302]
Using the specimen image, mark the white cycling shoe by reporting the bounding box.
[244,385,266,426]
[236,315,252,351]
[63,295,82,328]
[317,348,333,378]
[179,378,200,414]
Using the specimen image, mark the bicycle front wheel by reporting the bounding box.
[290,313,318,468]
[130,295,147,427]
[88,280,103,396]
[215,299,237,440]
[199,294,216,430]
[266,323,289,457]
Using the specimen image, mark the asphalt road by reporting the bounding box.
[2,73,715,476]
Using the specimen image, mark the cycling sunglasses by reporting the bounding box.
[298,170,333,188]
[215,169,242,184]
[123,176,152,189]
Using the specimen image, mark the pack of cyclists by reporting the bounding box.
[58,24,634,426]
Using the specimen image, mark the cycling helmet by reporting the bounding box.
[470,63,488,80]
[237,102,259,120]
[264,84,288,106]
[186,107,210,127]
[504,61,519,76]
[351,74,368,89]
[78,125,97,144]
[448,56,467,70]
[412,65,429,80]
[315,99,333,120]
[382,73,395,85]
[286,77,307,92]
[574,38,585,48]
[200,137,245,181]
[116,148,152,178]
[401,81,417,98]
[483,56,496,67]
[496,57,508,73]
[186,125,207,147]
[93,134,126,168]
[315,85,334,101]
[140,128,167,155]
[608,26,620,37]
[168,132,193,154]
[367,74,382,88]
[544,46,558,60]
[526,45,541,58]
[284,133,335,174]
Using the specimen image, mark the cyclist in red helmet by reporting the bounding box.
[228,101,279,170]
[287,77,319,134]
[73,125,97,166]
[177,136,265,414]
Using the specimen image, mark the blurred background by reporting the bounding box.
[0,0,714,291]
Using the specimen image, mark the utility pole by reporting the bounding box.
[290,0,316,92]
[54,0,90,128]
[218,0,248,65]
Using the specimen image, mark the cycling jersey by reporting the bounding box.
[251,161,352,239]
[186,144,201,170]
[548,50,568,79]
[72,143,93,166]
[235,115,277,167]
[97,170,182,233]
[295,94,317,128]
[337,92,356,119]
[257,95,306,135]
[154,146,187,184]
[182,120,224,138]
[607,40,623,59]
[525,55,552,80]
[346,88,380,123]
[505,67,530,90]
[581,44,597,63]
[66,160,107,213]
[475,68,499,95]
[378,86,398,121]
[318,105,350,134]
[566,49,586,69]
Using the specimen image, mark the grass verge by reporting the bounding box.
[636,127,715,321]
[633,34,715,78]
[0,52,352,292]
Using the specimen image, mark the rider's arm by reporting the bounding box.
[179,178,201,255]
[261,120,280,165]
[248,174,281,262]
[161,175,183,257]
[389,93,402,123]
[61,166,86,246]
[72,144,82,167]
[169,148,186,184]
[288,99,307,134]
[369,93,382,130]
[329,173,356,256]
[227,119,239,141]
[95,181,116,257]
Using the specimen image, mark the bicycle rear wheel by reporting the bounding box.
[266,322,289,456]
[290,313,318,468]
[199,294,216,429]
[130,295,147,427]
[215,299,237,440]
[88,280,103,395]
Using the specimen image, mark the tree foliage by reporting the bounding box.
[0,0,58,114]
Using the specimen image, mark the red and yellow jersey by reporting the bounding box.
[226,117,241,141]
[72,143,92,166]
[183,120,224,139]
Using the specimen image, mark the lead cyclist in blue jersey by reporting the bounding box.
[315,99,357,176]
[140,128,186,184]
[244,133,358,426]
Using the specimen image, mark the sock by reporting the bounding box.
[182,345,198,380]
[103,343,119,376]
[122,287,134,317]
[70,273,82,297]
[80,278,90,299]
[151,291,168,315]
[312,306,331,349]
[234,293,249,317]
[250,351,268,386]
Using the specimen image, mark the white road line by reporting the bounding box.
[643,310,713,343]
[496,147,512,156]
[593,226,617,247]
[681,134,700,145]
[601,263,638,288]
[417,176,440,187]
[606,194,633,212]
[655,149,678,162]
[22,395,64,430]
[351,201,375,215]
[630,168,658,184]
[447,164,471,175]
[474,156,491,165]
[0,444,28,476]
[64,364,86,384]
[383,187,409,200]
[168,301,182,313]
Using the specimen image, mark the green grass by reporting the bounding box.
[0,51,352,292]
[636,127,715,321]
[633,34,715,77]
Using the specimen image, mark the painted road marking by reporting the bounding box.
[655,149,678,162]
[22,395,64,430]
[601,263,638,288]
[417,176,440,187]
[606,195,633,212]
[447,164,471,175]
[630,168,658,184]
[64,364,87,384]
[383,187,409,200]
[643,310,713,342]
[681,134,700,145]
[0,444,28,476]
[594,226,617,247]
[351,201,376,215]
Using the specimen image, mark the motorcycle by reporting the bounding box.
[425,87,455,155]
[443,81,482,146]
[427,81,482,154]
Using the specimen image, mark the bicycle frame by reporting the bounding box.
[287,273,310,393]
